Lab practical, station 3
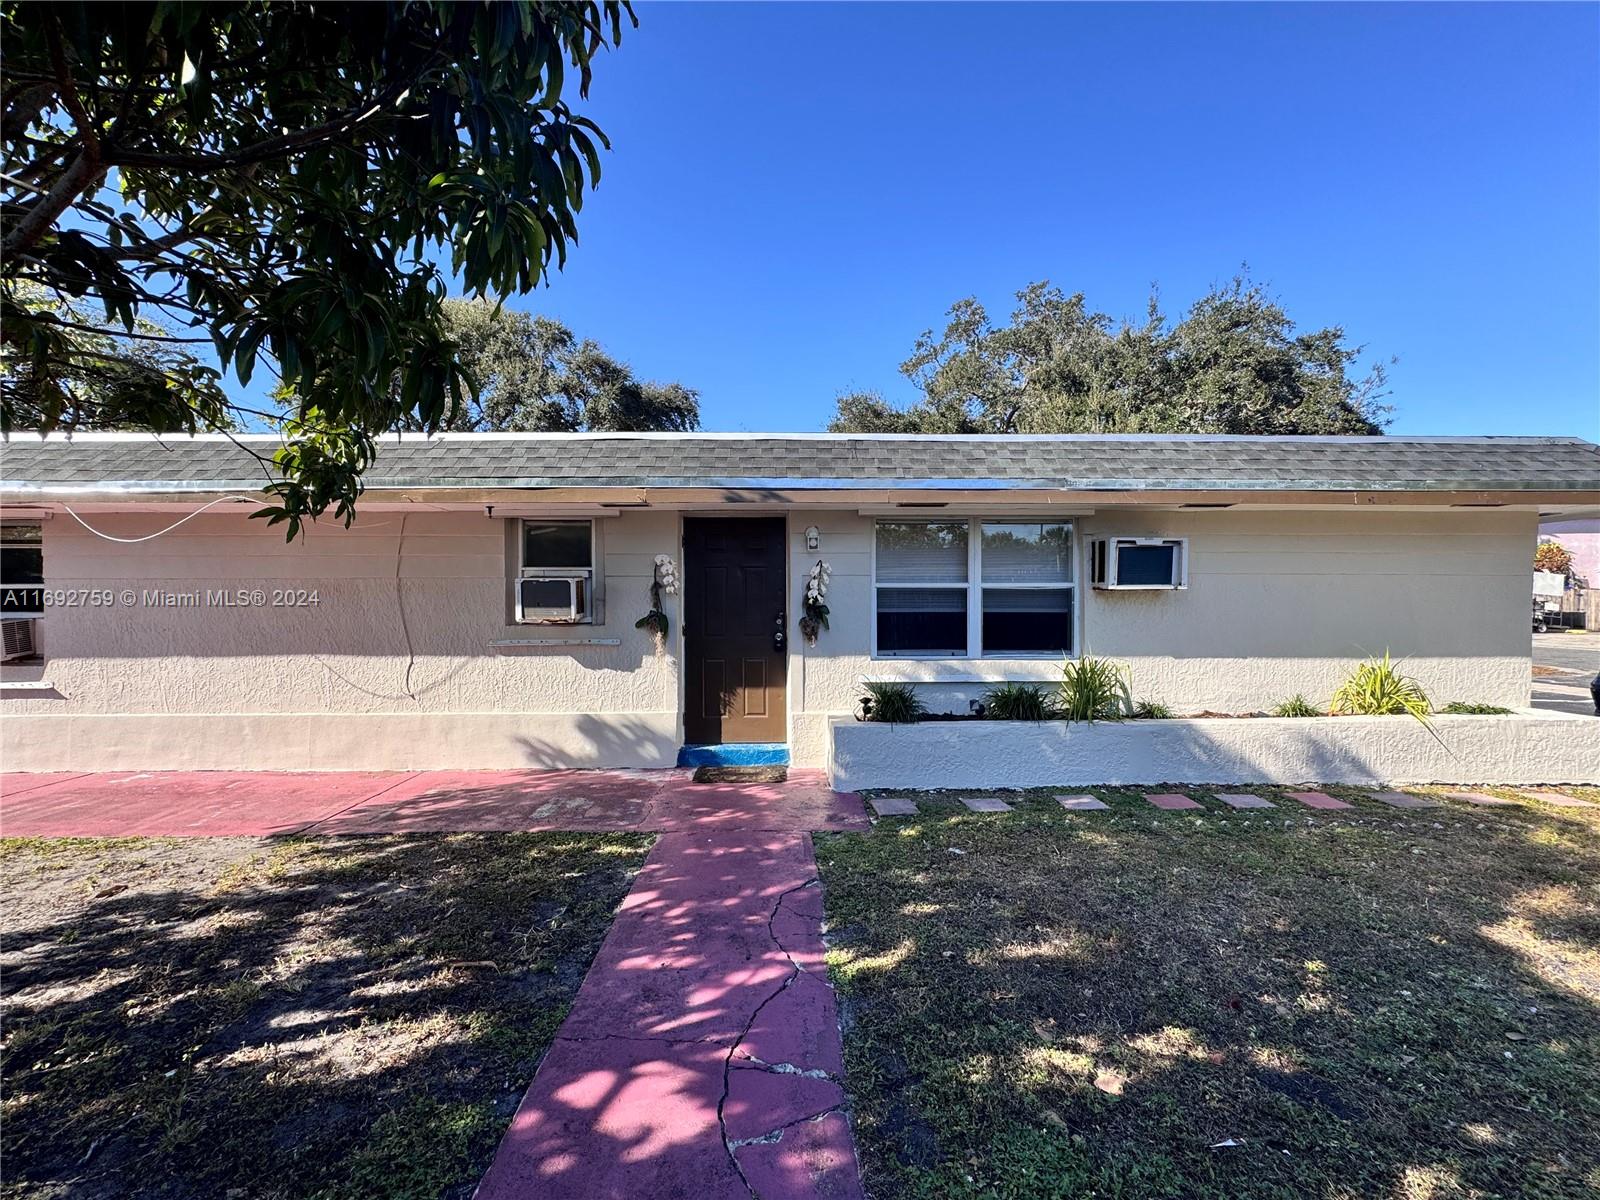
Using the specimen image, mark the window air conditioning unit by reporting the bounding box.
[2,618,38,662]
[1089,537,1188,590]
[515,571,591,623]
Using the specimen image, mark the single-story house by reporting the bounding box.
[2,432,1597,783]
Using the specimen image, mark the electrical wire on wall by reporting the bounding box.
[56,494,423,703]
[61,495,260,542]
[395,512,420,705]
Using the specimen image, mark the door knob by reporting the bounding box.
[773,629,786,650]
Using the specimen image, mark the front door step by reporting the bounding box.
[677,742,790,768]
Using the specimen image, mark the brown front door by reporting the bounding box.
[683,517,788,744]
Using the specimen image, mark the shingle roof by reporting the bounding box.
[2,432,1598,495]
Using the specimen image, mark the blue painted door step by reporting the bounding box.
[676,743,790,768]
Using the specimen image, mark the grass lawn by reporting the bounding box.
[815,785,1600,1200]
[0,832,650,1200]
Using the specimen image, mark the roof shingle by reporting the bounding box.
[2,432,1596,495]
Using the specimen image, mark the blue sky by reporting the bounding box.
[505,1,1599,438]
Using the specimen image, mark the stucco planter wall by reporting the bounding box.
[827,711,1600,791]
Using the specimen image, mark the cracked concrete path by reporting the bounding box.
[473,830,864,1200]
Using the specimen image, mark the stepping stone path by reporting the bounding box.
[1216,792,1276,809]
[1144,792,1202,811]
[1519,791,1599,808]
[1287,790,1353,810]
[1446,791,1520,807]
[1371,791,1442,809]
[961,796,1013,813]
[869,797,919,817]
[1057,794,1109,811]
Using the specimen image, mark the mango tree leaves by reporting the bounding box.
[1,1,634,537]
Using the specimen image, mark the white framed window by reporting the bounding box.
[874,518,1074,658]
[1,523,44,660]
[515,519,596,624]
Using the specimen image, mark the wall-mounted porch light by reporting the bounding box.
[805,525,821,551]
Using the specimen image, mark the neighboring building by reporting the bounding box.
[2,432,1597,772]
[1540,517,1600,585]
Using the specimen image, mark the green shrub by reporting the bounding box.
[1271,694,1321,717]
[982,682,1056,721]
[861,681,926,723]
[1329,652,1433,721]
[1129,699,1174,719]
[1440,701,1513,715]
[1058,655,1130,722]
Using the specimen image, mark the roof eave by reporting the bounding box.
[5,482,1595,508]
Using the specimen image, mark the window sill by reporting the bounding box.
[861,658,1068,683]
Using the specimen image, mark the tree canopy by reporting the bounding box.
[1535,539,1574,578]
[1,0,633,535]
[428,299,697,432]
[829,278,1392,436]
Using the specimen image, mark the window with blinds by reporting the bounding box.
[874,519,1074,657]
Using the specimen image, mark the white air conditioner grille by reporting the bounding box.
[2,618,37,661]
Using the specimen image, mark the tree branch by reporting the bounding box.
[1,17,106,260]
[106,77,420,173]
[27,313,213,343]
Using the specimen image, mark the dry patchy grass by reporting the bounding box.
[816,785,1600,1200]
[1,832,650,1200]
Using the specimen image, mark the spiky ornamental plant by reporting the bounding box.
[860,681,925,724]
[1271,694,1321,718]
[981,682,1056,720]
[1330,652,1433,721]
[1058,655,1131,722]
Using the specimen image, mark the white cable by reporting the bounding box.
[60,495,260,542]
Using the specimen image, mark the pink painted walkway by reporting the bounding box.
[0,767,871,1199]
[0,767,868,837]
[475,830,863,1200]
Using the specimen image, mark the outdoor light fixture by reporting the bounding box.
[805,525,821,551]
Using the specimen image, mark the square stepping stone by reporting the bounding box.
[961,796,1012,813]
[868,797,918,817]
[1216,792,1276,810]
[1370,791,1442,809]
[1144,792,1201,811]
[1445,791,1519,807]
[1520,791,1599,808]
[1056,794,1109,811]
[1287,791,1353,810]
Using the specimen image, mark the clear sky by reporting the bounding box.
[506,0,1599,439]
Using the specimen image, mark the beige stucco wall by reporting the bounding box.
[785,508,1535,766]
[3,504,1535,772]
[3,509,685,769]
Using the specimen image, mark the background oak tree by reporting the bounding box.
[1,0,633,534]
[427,299,698,433]
[830,277,1393,436]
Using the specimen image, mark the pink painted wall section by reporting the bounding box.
[1541,519,1600,586]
